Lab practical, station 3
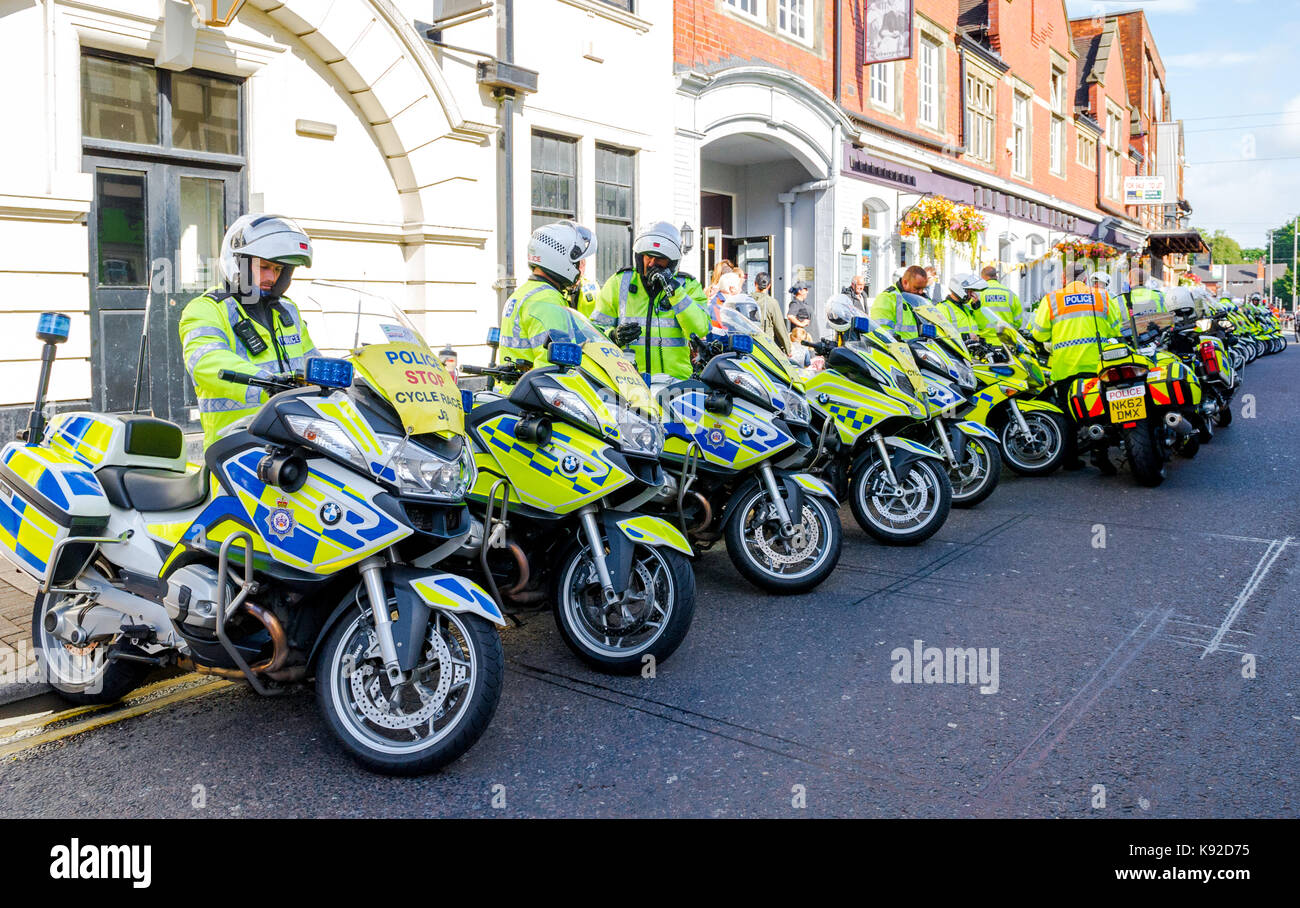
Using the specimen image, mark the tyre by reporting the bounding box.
[31,588,150,706]
[1124,421,1166,487]
[1196,410,1215,444]
[1215,397,1234,427]
[1175,433,1200,459]
[999,410,1068,477]
[849,454,952,545]
[553,539,695,674]
[723,478,842,594]
[948,433,1001,508]
[1229,347,1245,374]
[316,598,503,775]
[1281,333,1288,352]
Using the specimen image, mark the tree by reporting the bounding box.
[1273,269,1295,309]
[1195,228,1246,264]
[1241,248,1266,262]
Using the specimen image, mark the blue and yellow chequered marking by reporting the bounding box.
[0,483,60,579]
[791,473,837,503]
[410,573,506,627]
[44,414,115,468]
[615,515,693,555]
[662,390,793,471]
[472,413,630,513]
[803,372,920,443]
[0,443,108,518]
[213,448,408,575]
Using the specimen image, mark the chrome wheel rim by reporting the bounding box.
[949,438,993,499]
[561,544,674,658]
[860,459,940,532]
[1002,414,1061,469]
[738,488,834,581]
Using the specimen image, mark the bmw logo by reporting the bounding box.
[817,392,830,405]
[739,422,755,438]
[319,502,343,526]
[560,454,581,475]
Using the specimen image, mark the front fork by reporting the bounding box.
[578,506,621,606]
[1007,400,1033,439]
[930,417,959,466]
[359,555,405,685]
[871,432,900,486]
[757,461,803,547]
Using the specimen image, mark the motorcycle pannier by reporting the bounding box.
[0,442,111,583]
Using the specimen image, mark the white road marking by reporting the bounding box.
[1202,537,1293,659]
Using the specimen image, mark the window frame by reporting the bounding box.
[776,0,811,45]
[722,0,764,24]
[964,72,995,163]
[529,130,580,228]
[918,36,940,129]
[1012,91,1030,179]
[594,143,636,284]
[1076,130,1097,170]
[870,62,895,110]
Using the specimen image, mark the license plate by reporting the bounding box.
[1106,386,1146,423]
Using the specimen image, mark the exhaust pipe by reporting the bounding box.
[178,600,289,680]
[1085,424,1107,440]
[1164,412,1195,436]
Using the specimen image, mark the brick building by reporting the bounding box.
[671,0,1186,322]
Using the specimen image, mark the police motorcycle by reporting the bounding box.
[865,295,1003,509]
[962,332,1070,477]
[800,299,953,545]
[1064,311,1202,487]
[1201,297,1250,377]
[455,312,697,674]
[1162,289,1238,438]
[641,296,841,595]
[6,294,505,775]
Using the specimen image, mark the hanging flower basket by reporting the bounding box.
[900,196,986,266]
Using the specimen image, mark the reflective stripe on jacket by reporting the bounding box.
[591,268,709,378]
[179,289,318,448]
[1030,282,1116,381]
[977,279,1022,331]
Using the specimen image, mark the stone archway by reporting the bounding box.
[250,0,494,232]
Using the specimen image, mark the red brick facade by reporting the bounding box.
[674,0,1171,239]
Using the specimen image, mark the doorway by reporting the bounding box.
[81,52,245,430]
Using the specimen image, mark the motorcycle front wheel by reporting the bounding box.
[948,434,1002,508]
[553,539,695,674]
[849,455,952,545]
[999,410,1067,476]
[316,600,503,775]
[723,479,842,594]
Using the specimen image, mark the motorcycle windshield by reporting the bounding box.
[904,293,970,356]
[296,281,463,437]
[542,307,656,414]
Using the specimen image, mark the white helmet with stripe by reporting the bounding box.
[633,221,683,269]
[219,213,313,298]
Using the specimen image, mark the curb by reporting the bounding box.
[0,680,52,708]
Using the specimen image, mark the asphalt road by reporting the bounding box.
[1,347,1297,819]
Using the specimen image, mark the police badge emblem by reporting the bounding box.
[266,498,296,540]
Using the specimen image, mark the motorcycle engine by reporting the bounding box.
[164,565,231,632]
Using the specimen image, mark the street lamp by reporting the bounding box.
[680,222,694,254]
[186,1,247,26]
[841,227,853,251]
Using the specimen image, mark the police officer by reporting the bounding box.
[1031,263,1121,470]
[499,221,597,369]
[977,265,1023,331]
[938,275,1014,345]
[179,214,318,448]
[591,221,709,379]
[1089,271,1129,337]
[1120,267,1167,317]
[868,265,929,337]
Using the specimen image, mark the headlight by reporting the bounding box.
[285,415,369,472]
[780,388,810,425]
[538,386,602,434]
[376,434,475,501]
[720,361,773,407]
[955,360,976,392]
[618,408,663,456]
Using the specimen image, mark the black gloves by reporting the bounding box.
[645,266,675,300]
[611,322,642,346]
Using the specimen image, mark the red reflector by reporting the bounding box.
[300,243,308,249]
[1122,422,1137,429]
[1174,382,1185,405]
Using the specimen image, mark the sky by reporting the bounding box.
[1063,0,1300,250]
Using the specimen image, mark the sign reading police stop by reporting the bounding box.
[353,343,465,436]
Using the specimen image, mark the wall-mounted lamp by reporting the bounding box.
[680,222,695,254]
[842,227,853,251]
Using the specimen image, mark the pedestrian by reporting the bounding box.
[706,259,736,302]
[869,265,929,338]
[1030,262,1121,472]
[786,285,814,367]
[753,272,791,354]
[924,265,944,303]
[845,274,868,310]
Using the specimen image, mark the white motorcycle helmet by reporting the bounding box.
[633,221,684,270]
[824,293,864,336]
[948,274,986,299]
[219,214,313,300]
[527,221,597,287]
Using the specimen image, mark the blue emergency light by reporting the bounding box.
[486,327,501,345]
[727,333,754,354]
[461,389,474,412]
[36,312,71,345]
[919,322,937,338]
[306,356,354,389]
[853,316,872,333]
[549,342,584,367]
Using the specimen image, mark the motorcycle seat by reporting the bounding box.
[97,465,210,512]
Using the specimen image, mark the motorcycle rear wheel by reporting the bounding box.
[1124,421,1166,487]
[849,455,952,546]
[316,601,503,775]
[723,479,842,594]
[31,586,150,706]
[553,540,695,674]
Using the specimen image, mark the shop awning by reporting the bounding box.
[1146,230,1209,257]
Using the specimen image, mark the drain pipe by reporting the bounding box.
[777,122,841,306]
[495,0,517,319]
